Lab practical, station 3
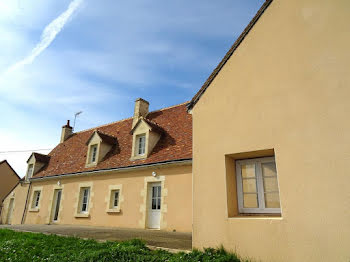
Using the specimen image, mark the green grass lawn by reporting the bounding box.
[0,229,244,262]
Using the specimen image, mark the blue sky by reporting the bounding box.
[0,0,264,176]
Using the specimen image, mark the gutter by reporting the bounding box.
[30,158,192,182]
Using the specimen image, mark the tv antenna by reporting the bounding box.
[73,111,83,131]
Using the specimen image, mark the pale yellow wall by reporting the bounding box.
[19,164,192,232]
[1,183,29,225]
[192,0,350,261]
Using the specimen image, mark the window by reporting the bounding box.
[27,164,34,179]
[80,188,90,213]
[109,190,119,209]
[90,145,98,163]
[236,157,281,214]
[32,191,41,208]
[151,185,161,210]
[137,135,146,155]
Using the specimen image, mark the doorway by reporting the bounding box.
[147,182,161,229]
[51,189,62,223]
[6,198,14,225]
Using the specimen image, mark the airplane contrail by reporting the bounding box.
[5,0,84,74]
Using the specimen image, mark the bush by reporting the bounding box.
[0,229,242,262]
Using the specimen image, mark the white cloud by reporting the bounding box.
[3,0,83,76]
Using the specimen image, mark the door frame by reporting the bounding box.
[6,198,15,225]
[52,189,62,223]
[49,186,64,224]
[140,176,166,230]
[146,182,162,229]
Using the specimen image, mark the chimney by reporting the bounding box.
[60,120,73,143]
[132,98,149,128]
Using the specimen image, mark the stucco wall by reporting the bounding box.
[1,183,29,225]
[11,164,193,232]
[192,0,350,261]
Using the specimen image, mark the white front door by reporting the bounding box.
[147,182,161,229]
[6,198,14,225]
[51,190,62,222]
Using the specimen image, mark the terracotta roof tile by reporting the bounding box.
[33,103,192,178]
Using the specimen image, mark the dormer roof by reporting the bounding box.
[86,130,118,146]
[130,117,164,135]
[27,152,50,163]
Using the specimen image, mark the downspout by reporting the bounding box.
[21,181,32,224]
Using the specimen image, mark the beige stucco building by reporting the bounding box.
[1,100,192,233]
[2,0,350,260]
[187,0,350,261]
[0,160,20,224]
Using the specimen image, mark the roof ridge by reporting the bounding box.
[76,101,189,134]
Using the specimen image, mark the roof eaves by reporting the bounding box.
[187,0,273,111]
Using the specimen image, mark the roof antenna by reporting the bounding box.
[73,111,83,131]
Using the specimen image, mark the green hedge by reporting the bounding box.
[0,229,244,262]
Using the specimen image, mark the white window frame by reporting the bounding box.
[236,157,281,214]
[111,190,119,208]
[32,190,41,208]
[79,187,90,214]
[27,164,34,179]
[90,144,98,163]
[137,134,146,156]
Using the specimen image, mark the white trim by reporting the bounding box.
[236,157,281,214]
[106,184,123,213]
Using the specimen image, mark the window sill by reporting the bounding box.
[106,208,121,213]
[85,162,97,168]
[74,213,90,218]
[130,155,147,161]
[228,213,282,220]
[29,208,39,212]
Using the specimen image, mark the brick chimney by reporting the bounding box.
[60,120,73,143]
[132,98,149,128]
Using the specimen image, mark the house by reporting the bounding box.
[187,0,350,261]
[1,99,192,232]
[0,160,20,224]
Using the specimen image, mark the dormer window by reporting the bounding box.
[89,144,98,163]
[27,164,34,179]
[85,130,118,167]
[137,134,146,155]
[26,153,50,181]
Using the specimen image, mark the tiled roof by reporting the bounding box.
[187,0,273,110]
[33,102,192,178]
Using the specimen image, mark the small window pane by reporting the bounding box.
[263,176,279,192]
[157,198,161,210]
[262,162,277,177]
[113,191,119,207]
[152,199,156,209]
[241,164,256,178]
[264,193,281,208]
[242,179,257,193]
[152,187,156,198]
[243,193,258,208]
[157,186,161,197]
